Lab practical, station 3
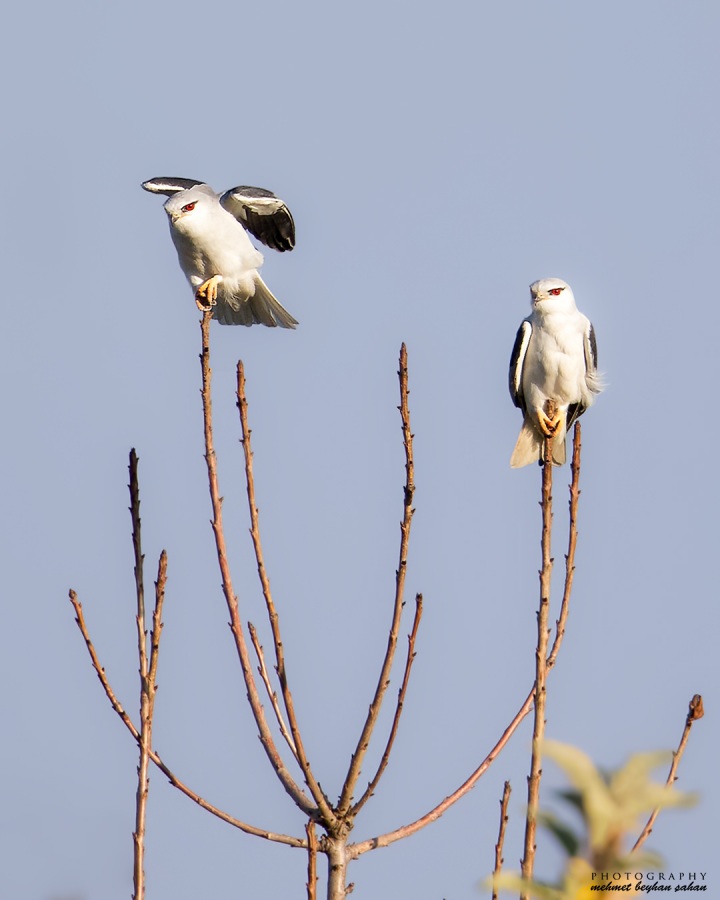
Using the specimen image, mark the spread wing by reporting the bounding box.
[220,186,295,252]
[509,319,532,412]
[141,177,206,197]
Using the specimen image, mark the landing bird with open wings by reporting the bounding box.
[142,177,298,328]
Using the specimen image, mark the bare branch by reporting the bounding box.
[130,449,147,676]
[632,694,705,854]
[520,413,556,895]
[350,424,584,858]
[133,549,166,900]
[338,343,416,817]
[198,312,318,819]
[492,781,512,900]
[148,553,166,696]
[236,360,335,824]
[325,836,352,900]
[129,450,147,896]
[248,620,299,761]
[547,423,581,670]
[350,686,535,856]
[69,590,141,739]
[306,820,318,900]
[352,594,423,815]
[68,589,307,848]
[128,449,161,900]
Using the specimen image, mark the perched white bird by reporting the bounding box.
[142,177,298,328]
[509,278,601,467]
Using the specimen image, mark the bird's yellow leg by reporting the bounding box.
[195,275,222,310]
[537,408,562,436]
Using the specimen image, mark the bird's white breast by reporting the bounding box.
[523,309,593,410]
[170,205,264,291]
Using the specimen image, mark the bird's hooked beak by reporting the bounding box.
[164,201,193,224]
[530,286,544,304]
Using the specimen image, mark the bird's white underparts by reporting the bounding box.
[142,177,298,328]
[509,278,602,467]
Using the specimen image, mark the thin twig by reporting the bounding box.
[248,620,299,760]
[350,687,534,856]
[520,413,556,896]
[129,449,148,900]
[135,549,166,900]
[492,781,512,900]
[68,589,307,848]
[338,343,415,817]
[547,423,581,670]
[130,449,147,668]
[198,312,317,819]
[129,449,163,900]
[350,431,583,858]
[236,360,335,824]
[148,555,166,708]
[306,820,318,900]
[352,594,423,815]
[631,694,704,854]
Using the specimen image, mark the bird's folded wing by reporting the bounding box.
[583,321,604,394]
[509,319,532,410]
[585,321,598,372]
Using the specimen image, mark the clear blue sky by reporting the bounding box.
[2,2,716,898]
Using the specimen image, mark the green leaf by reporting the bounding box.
[537,810,581,857]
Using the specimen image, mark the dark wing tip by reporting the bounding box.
[220,186,296,252]
[567,402,587,428]
[588,322,599,370]
[141,177,206,196]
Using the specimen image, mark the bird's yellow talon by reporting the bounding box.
[537,410,562,436]
[195,275,222,310]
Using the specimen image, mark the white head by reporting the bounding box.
[529,277,576,311]
[163,184,217,235]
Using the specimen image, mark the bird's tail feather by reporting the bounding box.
[510,419,544,468]
[214,276,298,328]
[510,414,567,468]
[550,418,567,465]
[250,277,298,329]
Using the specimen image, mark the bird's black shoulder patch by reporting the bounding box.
[509,319,532,410]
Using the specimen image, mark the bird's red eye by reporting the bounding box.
[549,288,563,296]
[182,202,196,212]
